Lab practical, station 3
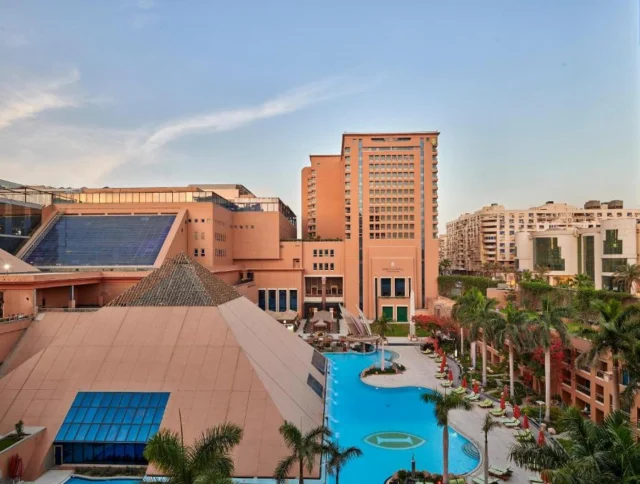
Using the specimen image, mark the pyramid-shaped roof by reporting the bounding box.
[0,248,39,273]
[107,252,241,307]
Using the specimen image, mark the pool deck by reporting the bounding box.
[363,346,533,483]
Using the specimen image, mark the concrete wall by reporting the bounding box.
[0,428,47,481]
[0,319,30,364]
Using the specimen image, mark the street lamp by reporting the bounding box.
[536,400,545,423]
[3,263,9,275]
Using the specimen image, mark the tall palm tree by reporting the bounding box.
[519,269,533,283]
[481,413,501,484]
[474,296,501,387]
[375,313,391,339]
[576,300,640,411]
[452,288,485,365]
[534,265,551,283]
[325,441,363,484]
[489,303,532,397]
[275,421,332,484]
[613,263,640,294]
[509,407,640,483]
[530,297,571,421]
[421,390,472,484]
[144,421,243,484]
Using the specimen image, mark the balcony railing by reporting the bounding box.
[596,369,606,380]
[562,378,572,386]
[596,392,604,404]
[576,383,591,396]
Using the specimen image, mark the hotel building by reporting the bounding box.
[445,200,640,273]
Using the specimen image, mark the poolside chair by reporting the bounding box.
[428,353,437,359]
[440,381,452,388]
[488,466,513,478]
[514,429,533,441]
[434,357,443,363]
[504,420,520,428]
[422,348,433,354]
[464,393,479,402]
[452,386,466,395]
[434,372,446,379]
[498,416,518,425]
[472,477,500,484]
[489,408,505,417]
[529,476,544,484]
[478,399,494,408]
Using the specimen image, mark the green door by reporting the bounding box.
[396,306,408,322]
[382,306,394,321]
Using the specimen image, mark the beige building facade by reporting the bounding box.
[446,200,640,273]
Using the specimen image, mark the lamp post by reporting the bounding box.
[3,263,9,275]
[536,400,545,423]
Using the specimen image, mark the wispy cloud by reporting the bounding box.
[0,69,81,130]
[3,32,30,47]
[140,78,357,153]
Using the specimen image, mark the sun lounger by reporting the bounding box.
[489,466,513,478]
[504,420,520,428]
[464,394,479,401]
[514,429,532,438]
[489,408,505,416]
[428,353,437,359]
[434,372,446,379]
[478,399,493,408]
[440,381,452,387]
[452,387,466,394]
[472,477,500,484]
[449,479,466,484]
[434,358,442,363]
[529,476,544,483]
[499,417,518,424]
[422,349,433,354]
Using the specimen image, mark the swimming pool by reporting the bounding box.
[65,478,142,484]
[325,351,480,483]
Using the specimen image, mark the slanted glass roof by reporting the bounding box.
[55,392,169,444]
[25,215,175,267]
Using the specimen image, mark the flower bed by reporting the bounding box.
[362,362,406,377]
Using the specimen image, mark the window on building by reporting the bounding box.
[313,263,317,270]
[603,229,623,255]
[330,249,334,257]
[381,278,392,297]
[258,289,266,310]
[602,258,627,273]
[396,306,408,322]
[193,249,198,257]
[395,278,406,297]
[330,263,334,270]
[289,289,298,311]
[533,237,565,271]
[201,248,205,256]
[313,249,317,257]
[278,289,287,312]
[382,306,394,320]
[268,290,277,311]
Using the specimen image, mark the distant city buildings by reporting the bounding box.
[445,200,640,275]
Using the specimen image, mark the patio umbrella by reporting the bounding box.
[473,381,479,394]
[462,376,468,389]
[514,404,521,419]
[538,430,546,446]
[523,414,530,430]
[500,396,506,410]
[448,369,454,382]
[434,339,439,352]
[440,358,446,373]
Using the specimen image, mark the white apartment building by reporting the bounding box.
[515,218,640,291]
[446,200,640,273]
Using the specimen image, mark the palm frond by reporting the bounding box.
[144,429,187,477]
[279,421,303,451]
[274,454,297,484]
[191,423,243,472]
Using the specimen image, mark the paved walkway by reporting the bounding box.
[364,346,535,483]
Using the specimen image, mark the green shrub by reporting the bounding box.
[74,466,147,477]
[438,275,500,297]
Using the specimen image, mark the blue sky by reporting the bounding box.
[0,0,638,231]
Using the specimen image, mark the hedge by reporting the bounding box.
[438,275,500,297]
[519,283,636,310]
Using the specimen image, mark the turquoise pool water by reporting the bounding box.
[325,351,480,483]
[66,478,142,484]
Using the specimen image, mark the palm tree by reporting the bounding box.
[518,269,533,283]
[325,441,363,484]
[275,421,332,484]
[614,263,640,294]
[452,288,485,365]
[534,265,551,283]
[576,300,640,411]
[569,273,594,289]
[422,390,472,484]
[509,407,640,483]
[474,296,501,387]
[144,421,243,484]
[529,297,571,421]
[490,303,532,398]
[440,258,452,275]
[481,413,501,484]
[375,313,391,339]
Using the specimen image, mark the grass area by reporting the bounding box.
[370,323,430,337]
[0,435,22,452]
[566,321,584,335]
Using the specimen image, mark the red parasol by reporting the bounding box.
[448,369,454,381]
[440,358,446,373]
[500,396,506,410]
[434,339,439,351]
[523,414,530,429]
[462,376,468,389]
[9,455,23,480]
[538,430,546,446]
[473,381,479,394]
[514,404,521,419]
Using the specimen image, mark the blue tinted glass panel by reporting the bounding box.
[55,392,169,444]
[25,215,176,267]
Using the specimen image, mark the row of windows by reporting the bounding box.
[194,232,205,240]
[231,225,255,229]
[312,263,335,271]
[602,258,627,273]
[215,232,227,242]
[258,289,298,312]
[380,277,408,297]
[312,249,335,257]
[369,154,415,161]
[370,222,415,230]
[214,219,226,227]
[370,215,415,222]
[380,305,409,322]
[370,197,416,204]
[193,248,205,257]
[214,249,227,257]
[187,218,208,223]
[369,164,415,171]
[369,181,415,187]
[370,232,415,239]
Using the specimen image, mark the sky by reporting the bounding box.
[0,0,639,233]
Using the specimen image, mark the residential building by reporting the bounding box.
[438,234,448,262]
[446,200,640,273]
[515,218,640,291]
[302,132,440,321]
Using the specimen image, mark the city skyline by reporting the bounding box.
[1,0,638,234]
